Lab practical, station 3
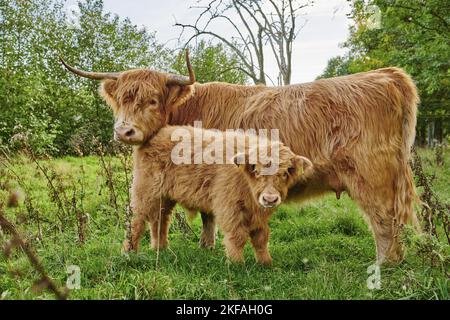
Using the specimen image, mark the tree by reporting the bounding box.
[62,0,170,152]
[171,40,248,84]
[319,0,450,143]
[0,0,70,154]
[316,55,352,79]
[0,0,170,155]
[176,0,312,85]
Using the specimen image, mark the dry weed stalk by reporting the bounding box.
[25,148,68,229]
[0,148,43,240]
[0,202,68,300]
[172,209,198,240]
[117,145,133,249]
[1,145,89,244]
[96,141,119,219]
[74,164,88,244]
[434,143,444,167]
[29,150,88,240]
[411,147,450,245]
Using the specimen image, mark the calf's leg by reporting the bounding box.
[122,213,147,253]
[250,225,272,265]
[123,197,175,252]
[223,228,248,263]
[123,183,154,252]
[199,212,216,249]
[148,199,176,250]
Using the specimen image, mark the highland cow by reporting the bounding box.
[61,51,420,264]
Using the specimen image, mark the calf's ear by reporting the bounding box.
[231,153,256,174]
[289,155,313,177]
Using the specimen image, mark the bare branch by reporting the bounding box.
[176,0,312,85]
[176,22,258,82]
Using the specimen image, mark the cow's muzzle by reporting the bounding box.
[114,125,144,145]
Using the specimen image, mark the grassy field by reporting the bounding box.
[0,148,448,300]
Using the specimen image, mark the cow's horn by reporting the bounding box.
[166,48,196,86]
[60,57,120,80]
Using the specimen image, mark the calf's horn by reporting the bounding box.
[59,57,120,80]
[166,48,196,86]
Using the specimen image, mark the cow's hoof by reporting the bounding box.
[151,240,169,250]
[257,257,273,266]
[199,236,215,249]
[122,240,131,252]
[121,241,137,256]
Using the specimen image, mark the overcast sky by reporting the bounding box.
[65,0,352,84]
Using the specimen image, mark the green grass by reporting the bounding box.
[0,149,448,300]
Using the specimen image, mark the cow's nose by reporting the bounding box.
[262,194,279,204]
[115,126,135,140]
[124,128,135,137]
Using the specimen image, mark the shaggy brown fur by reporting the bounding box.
[123,126,312,265]
[96,66,419,264]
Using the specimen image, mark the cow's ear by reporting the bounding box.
[289,155,313,177]
[163,84,195,122]
[100,80,118,110]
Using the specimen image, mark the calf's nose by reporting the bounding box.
[262,194,279,204]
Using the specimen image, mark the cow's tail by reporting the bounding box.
[394,162,420,231]
[388,68,421,232]
[185,208,198,221]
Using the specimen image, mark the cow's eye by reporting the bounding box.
[149,99,157,106]
[123,97,133,104]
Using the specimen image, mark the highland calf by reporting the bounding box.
[122,125,312,264]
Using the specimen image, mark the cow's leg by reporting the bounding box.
[148,199,176,250]
[346,178,404,264]
[361,204,403,264]
[249,225,272,265]
[199,212,216,249]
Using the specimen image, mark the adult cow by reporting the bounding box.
[61,51,420,264]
